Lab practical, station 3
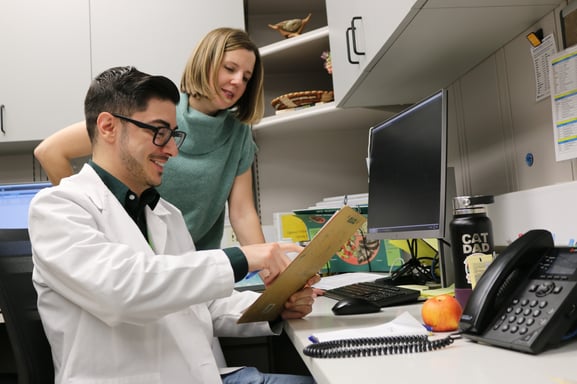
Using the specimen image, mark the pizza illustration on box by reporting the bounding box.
[337,228,380,265]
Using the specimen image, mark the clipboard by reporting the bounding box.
[237,206,366,323]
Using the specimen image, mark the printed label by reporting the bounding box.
[461,232,491,254]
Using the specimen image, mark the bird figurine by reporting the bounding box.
[268,13,312,39]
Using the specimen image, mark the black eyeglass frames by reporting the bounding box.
[111,113,186,149]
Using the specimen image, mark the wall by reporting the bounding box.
[0,154,42,183]
[487,180,577,246]
[2,3,576,201]
[447,3,577,198]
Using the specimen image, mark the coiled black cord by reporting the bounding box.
[303,334,456,358]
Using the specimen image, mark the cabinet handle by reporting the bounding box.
[350,16,365,56]
[0,104,4,134]
[346,27,360,64]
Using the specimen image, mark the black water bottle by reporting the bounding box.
[449,195,495,309]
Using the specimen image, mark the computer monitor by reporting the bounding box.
[0,181,52,229]
[366,89,449,284]
[367,89,448,240]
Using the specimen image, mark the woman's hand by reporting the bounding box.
[241,242,303,285]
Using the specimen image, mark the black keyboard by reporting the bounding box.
[324,281,421,307]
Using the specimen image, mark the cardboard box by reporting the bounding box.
[291,207,410,274]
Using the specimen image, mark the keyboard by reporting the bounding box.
[324,281,421,308]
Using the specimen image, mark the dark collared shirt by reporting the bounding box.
[88,161,248,281]
[89,160,159,240]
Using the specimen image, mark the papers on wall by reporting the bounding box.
[549,43,577,161]
[531,34,557,101]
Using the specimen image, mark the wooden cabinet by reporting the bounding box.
[0,0,91,149]
[89,0,245,87]
[246,0,394,225]
[326,0,562,108]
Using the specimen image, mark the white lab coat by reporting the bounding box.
[28,164,279,384]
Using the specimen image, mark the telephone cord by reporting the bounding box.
[303,334,457,358]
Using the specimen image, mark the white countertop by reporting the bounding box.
[285,296,577,384]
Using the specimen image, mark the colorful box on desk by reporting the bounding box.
[289,207,406,274]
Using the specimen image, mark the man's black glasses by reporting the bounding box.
[111,113,186,149]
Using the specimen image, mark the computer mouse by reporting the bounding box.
[331,297,381,316]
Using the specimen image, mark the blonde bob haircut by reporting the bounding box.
[180,28,264,125]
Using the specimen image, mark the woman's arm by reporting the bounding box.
[228,167,266,245]
[34,121,91,185]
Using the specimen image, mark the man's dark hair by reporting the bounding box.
[84,66,180,142]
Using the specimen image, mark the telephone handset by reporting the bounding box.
[460,229,577,354]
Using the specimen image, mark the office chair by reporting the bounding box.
[0,229,54,384]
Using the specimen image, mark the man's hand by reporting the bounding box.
[280,274,321,320]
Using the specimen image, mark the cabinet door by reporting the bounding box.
[89,0,245,86]
[0,0,91,143]
[325,0,418,104]
[325,1,362,104]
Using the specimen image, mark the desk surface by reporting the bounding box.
[285,296,577,384]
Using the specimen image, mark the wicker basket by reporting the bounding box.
[271,90,334,111]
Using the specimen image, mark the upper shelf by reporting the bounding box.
[252,101,401,135]
[245,0,327,48]
[260,27,329,73]
[256,26,336,128]
[245,0,325,16]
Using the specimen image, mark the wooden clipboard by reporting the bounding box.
[237,206,366,323]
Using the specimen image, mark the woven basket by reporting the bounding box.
[271,90,334,110]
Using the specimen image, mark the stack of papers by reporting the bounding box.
[307,193,368,210]
[418,284,455,298]
[309,311,429,343]
[312,272,385,290]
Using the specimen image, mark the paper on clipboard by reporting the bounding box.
[237,206,366,323]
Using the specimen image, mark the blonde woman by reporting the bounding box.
[35,27,266,251]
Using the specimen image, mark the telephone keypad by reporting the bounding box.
[553,285,563,294]
[490,274,575,349]
[464,245,577,354]
[492,280,568,341]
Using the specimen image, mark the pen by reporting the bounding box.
[308,335,319,344]
[245,270,261,280]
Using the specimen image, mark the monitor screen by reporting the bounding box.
[0,182,52,229]
[367,89,448,241]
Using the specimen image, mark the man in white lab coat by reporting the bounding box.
[28,66,317,384]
